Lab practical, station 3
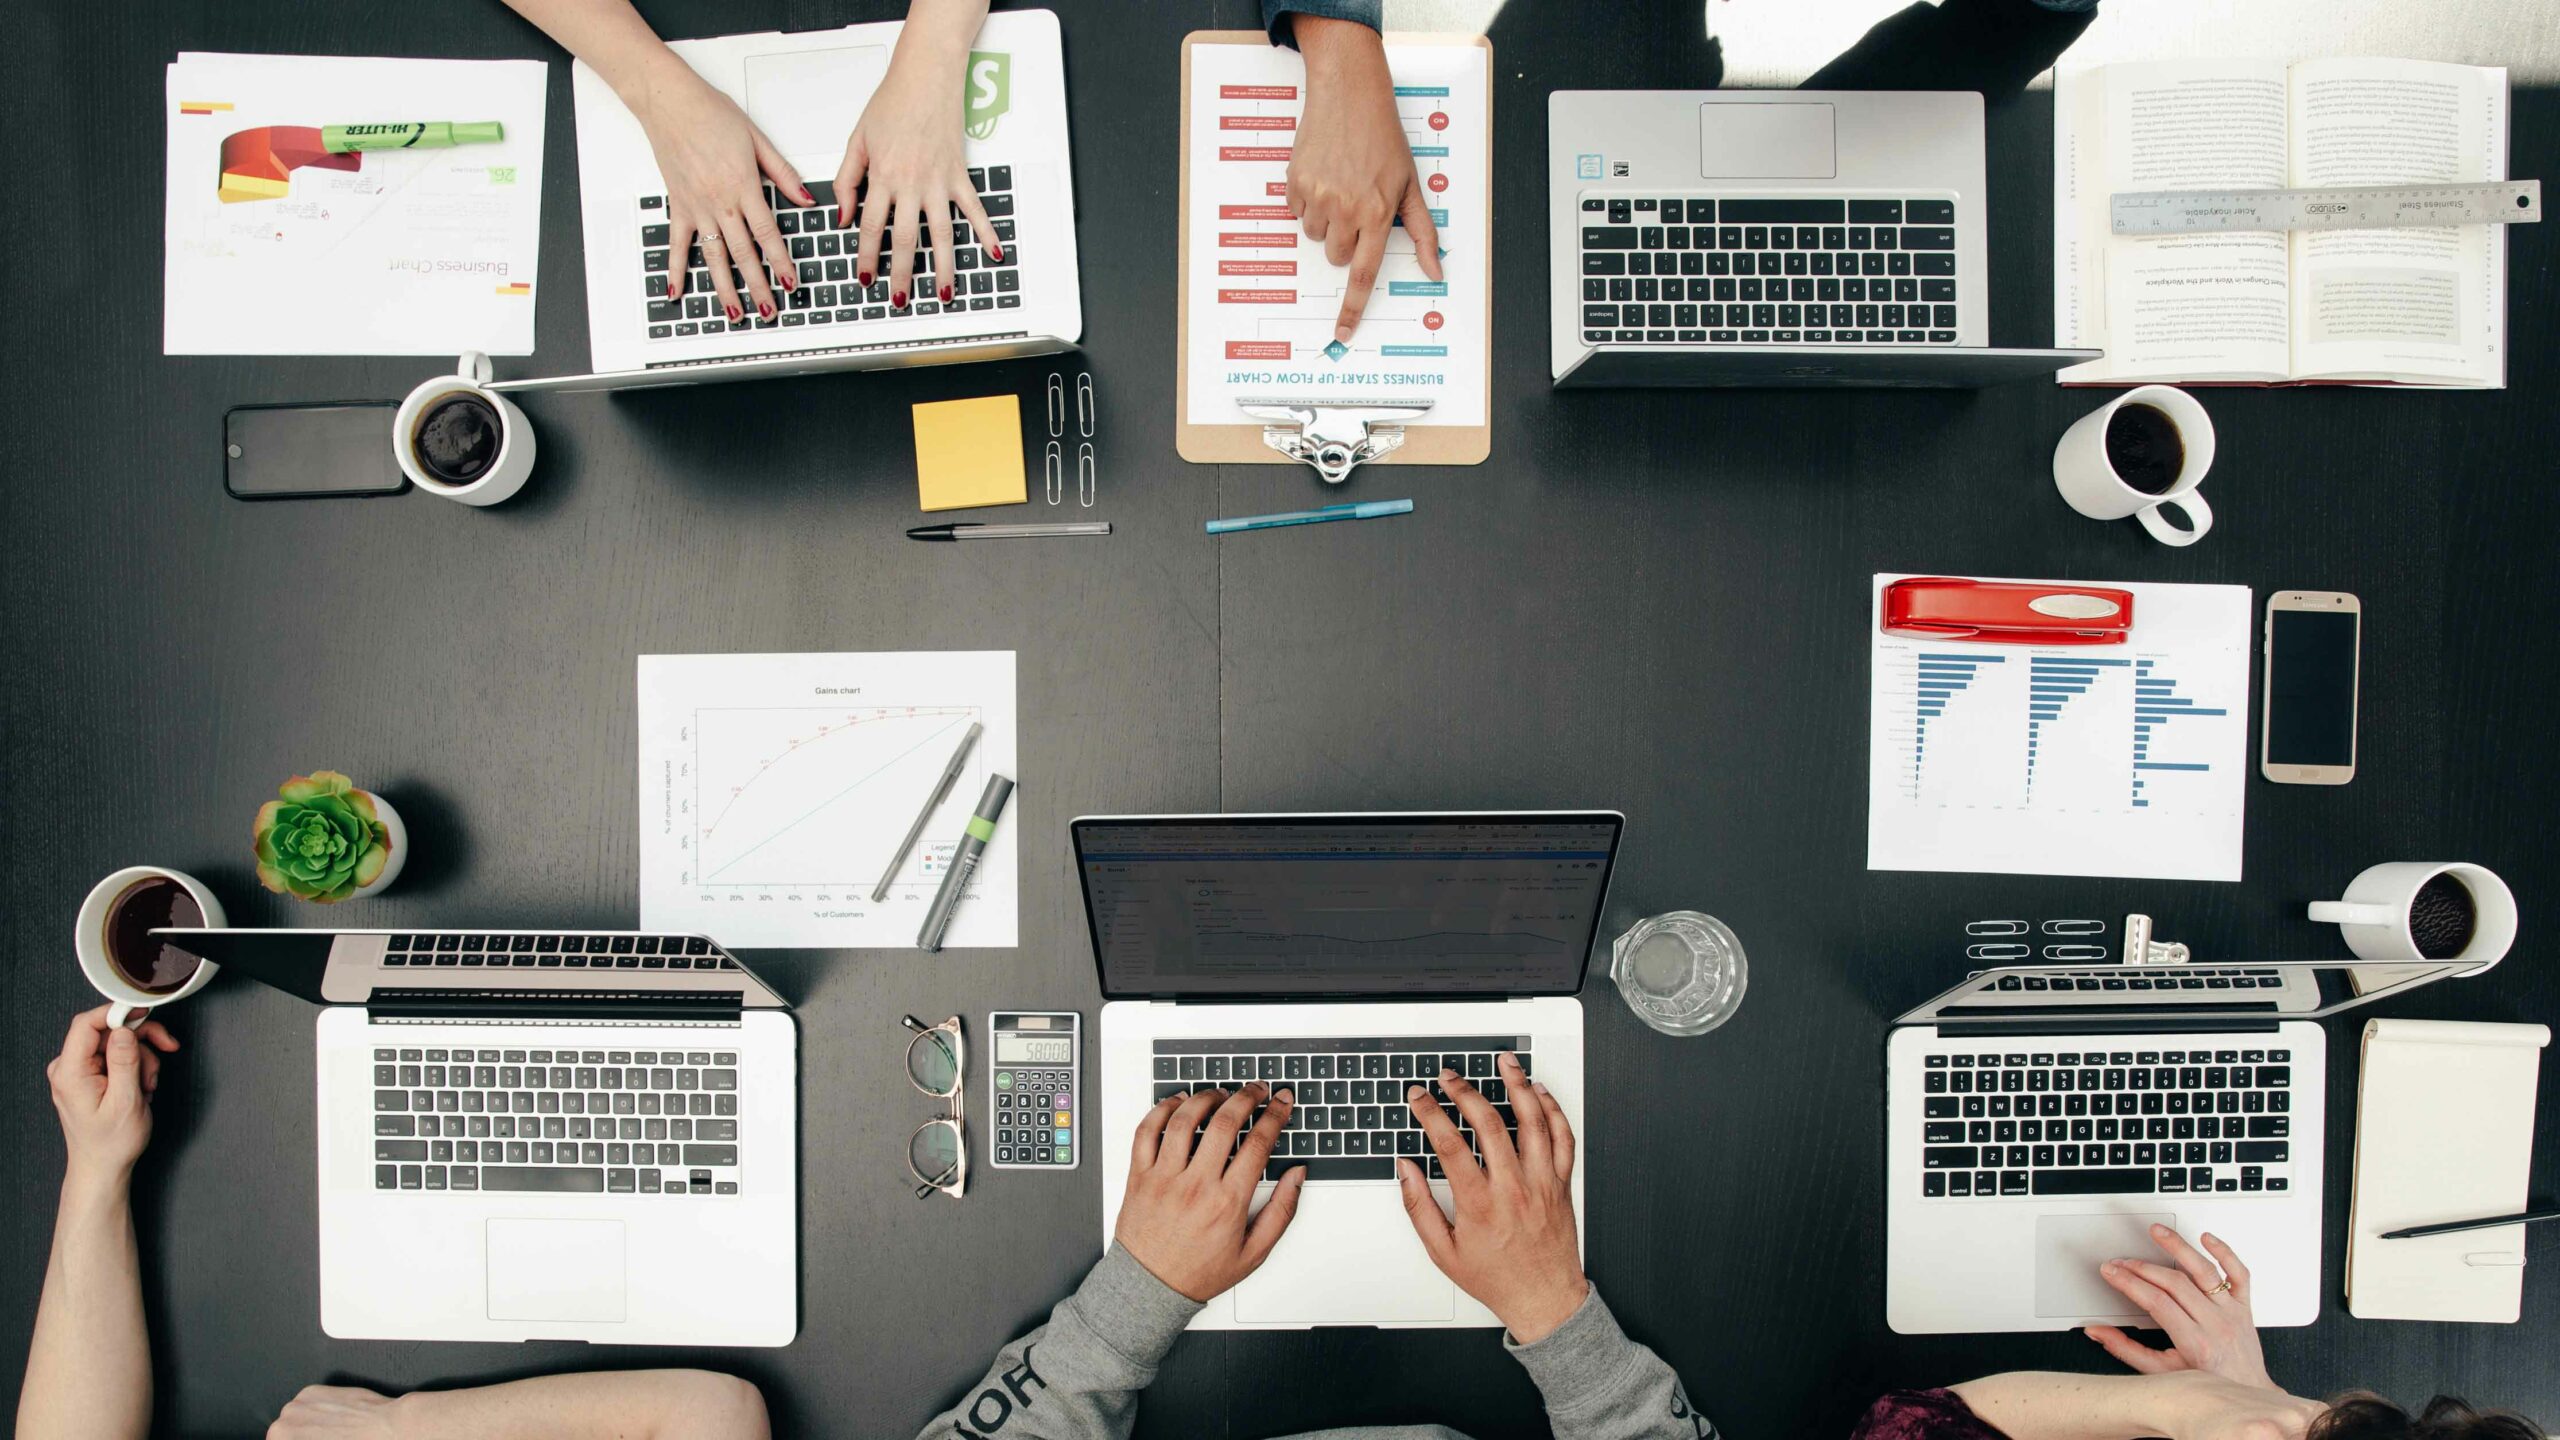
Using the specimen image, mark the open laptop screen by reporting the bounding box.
[1074,813,1622,1000]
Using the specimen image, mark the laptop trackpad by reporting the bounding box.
[1235,1186,1454,1325]
[486,1219,627,1324]
[2034,1212,2172,1319]
[1699,102,1836,179]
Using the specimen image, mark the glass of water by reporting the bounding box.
[1610,911,1748,1037]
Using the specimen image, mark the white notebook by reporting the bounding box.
[2345,1018,2548,1322]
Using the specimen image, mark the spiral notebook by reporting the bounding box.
[2345,1018,2549,1322]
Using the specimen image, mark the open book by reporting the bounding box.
[2055,58,2508,387]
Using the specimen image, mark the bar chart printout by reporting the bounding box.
[1867,574,2250,881]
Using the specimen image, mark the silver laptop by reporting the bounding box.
[504,10,1081,394]
[1886,953,2488,1334]
[159,927,797,1347]
[1085,812,1622,1329]
[1547,90,2094,387]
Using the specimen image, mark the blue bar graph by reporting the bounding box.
[2025,655,2129,795]
[2127,658,2228,804]
[1912,652,2002,792]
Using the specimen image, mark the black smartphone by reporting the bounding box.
[224,401,408,500]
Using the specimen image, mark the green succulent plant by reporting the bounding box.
[254,771,391,903]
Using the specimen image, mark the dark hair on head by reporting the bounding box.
[2311,1393,2548,1440]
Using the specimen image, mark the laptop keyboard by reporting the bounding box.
[1917,1045,2296,1201]
[380,931,742,970]
[373,1043,742,1198]
[1152,1036,1529,1181]
[1577,195,1958,345]
[639,172,1023,341]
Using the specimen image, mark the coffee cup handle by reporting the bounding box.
[2308,900,2394,926]
[457,350,494,385]
[2138,490,2212,547]
[106,1001,150,1030]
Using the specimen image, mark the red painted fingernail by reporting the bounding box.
[939,284,954,304]
[726,304,741,322]
[758,301,774,319]
[892,291,907,308]
[858,271,873,287]
[836,208,847,228]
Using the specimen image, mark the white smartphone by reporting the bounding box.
[2260,590,2360,784]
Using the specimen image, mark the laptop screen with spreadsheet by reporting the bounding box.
[1073,812,1622,1001]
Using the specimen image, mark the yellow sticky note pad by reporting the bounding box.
[911,396,1026,512]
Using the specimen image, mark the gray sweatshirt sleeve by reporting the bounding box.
[1504,1286,1719,1440]
[914,1244,1202,1440]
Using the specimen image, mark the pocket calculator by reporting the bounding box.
[989,1011,1079,1169]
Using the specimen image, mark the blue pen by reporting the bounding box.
[1205,499,1414,535]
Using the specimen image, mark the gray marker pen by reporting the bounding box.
[917,773,1013,952]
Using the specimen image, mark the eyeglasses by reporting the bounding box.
[901,1014,966,1199]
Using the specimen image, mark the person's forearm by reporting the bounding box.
[388,1369,767,1440]
[913,1245,1201,1440]
[494,0,700,112]
[17,1170,149,1440]
[1292,13,1387,82]
[1950,1372,2182,1440]
[892,0,992,70]
[1507,1287,1718,1440]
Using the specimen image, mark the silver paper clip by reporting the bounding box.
[1045,373,1066,439]
[1237,397,1433,485]
[2043,918,2106,935]
[1076,372,1095,439]
[2042,943,2108,961]
[1967,942,2031,962]
[1076,442,1095,508]
[1044,440,1063,505]
[1966,919,2028,937]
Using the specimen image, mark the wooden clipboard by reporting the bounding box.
[1175,30,1491,469]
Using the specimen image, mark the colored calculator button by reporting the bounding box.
[995,1071,1013,1089]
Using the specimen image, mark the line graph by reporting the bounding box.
[696,706,980,886]
[638,651,1017,949]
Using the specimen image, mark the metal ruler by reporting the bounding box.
[2110,180,2540,236]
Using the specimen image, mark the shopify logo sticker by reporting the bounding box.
[965,52,1011,139]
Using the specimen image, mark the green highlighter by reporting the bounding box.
[321,121,505,153]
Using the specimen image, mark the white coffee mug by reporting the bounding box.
[2052,384,2215,546]
[393,351,535,506]
[74,867,228,1028]
[2309,861,2516,976]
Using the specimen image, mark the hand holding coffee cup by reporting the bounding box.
[2053,385,2215,546]
[394,351,534,505]
[75,866,226,1028]
[2310,861,2516,976]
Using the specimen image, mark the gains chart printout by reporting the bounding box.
[1181,38,1488,428]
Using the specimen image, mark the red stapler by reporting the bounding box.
[1880,577,2135,644]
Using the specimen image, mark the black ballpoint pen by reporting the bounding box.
[2381,1205,2560,1240]
[908,521,1111,540]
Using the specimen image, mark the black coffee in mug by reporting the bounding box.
[415,392,503,485]
[102,875,205,995]
[2105,402,2186,494]
[2409,872,2477,961]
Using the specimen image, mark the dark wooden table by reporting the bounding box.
[6,2,2555,1435]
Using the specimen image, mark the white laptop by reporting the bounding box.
[1547,90,2093,387]
[505,10,1081,393]
[1085,811,1622,1330]
[1886,952,2490,1334]
[161,927,797,1346]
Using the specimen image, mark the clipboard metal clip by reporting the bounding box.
[1238,398,1433,486]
